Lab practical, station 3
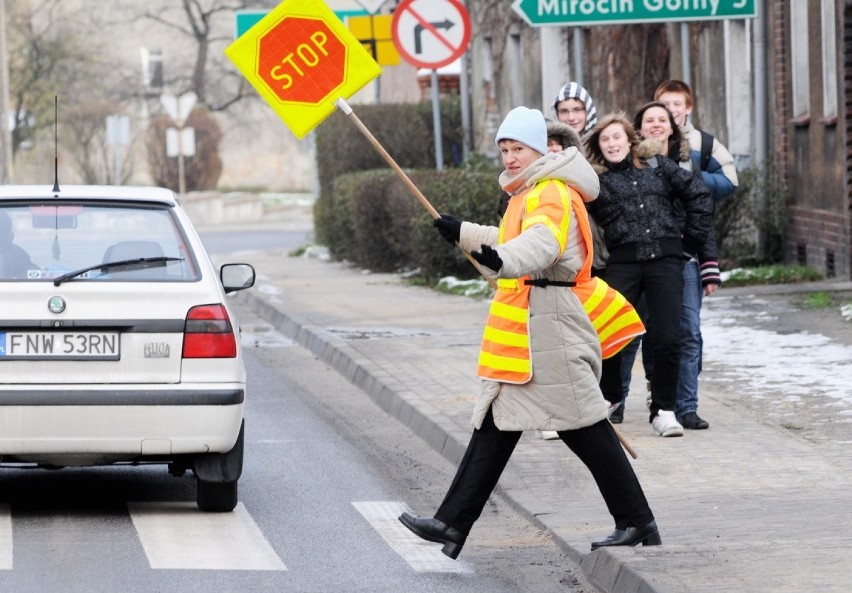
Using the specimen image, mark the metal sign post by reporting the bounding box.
[160,92,197,195]
[430,70,443,171]
[0,1,12,184]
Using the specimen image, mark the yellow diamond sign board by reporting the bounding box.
[225,0,382,139]
[348,15,400,66]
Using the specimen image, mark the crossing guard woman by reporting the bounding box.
[399,106,659,558]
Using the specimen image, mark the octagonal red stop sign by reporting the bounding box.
[257,17,347,104]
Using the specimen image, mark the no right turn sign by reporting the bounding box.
[391,0,470,70]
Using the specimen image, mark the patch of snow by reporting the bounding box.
[437,276,490,298]
[302,244,330,261]
[702,305,852,405]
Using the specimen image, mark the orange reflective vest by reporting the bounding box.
[477,180,644,384]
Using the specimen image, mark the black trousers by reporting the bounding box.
[434,408,654,535]
[600,256,684,419]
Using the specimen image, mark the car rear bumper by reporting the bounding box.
[0,401,244,463]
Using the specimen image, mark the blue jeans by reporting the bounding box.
[675,258,703,417]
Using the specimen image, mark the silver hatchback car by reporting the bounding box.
[0,185,255,512]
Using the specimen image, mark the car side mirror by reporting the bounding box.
[220,263,255,293]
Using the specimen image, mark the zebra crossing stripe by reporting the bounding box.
[128,501,286,570]
[0,504,11,570]
[352,501,472,573]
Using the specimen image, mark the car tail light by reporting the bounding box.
[182,304,237,358]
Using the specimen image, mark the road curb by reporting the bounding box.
[719,279,852,296]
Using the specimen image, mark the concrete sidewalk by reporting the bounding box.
[230,248,851,593]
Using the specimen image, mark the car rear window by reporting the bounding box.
[0,202,200,282]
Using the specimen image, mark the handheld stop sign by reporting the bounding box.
[225,0,382,138]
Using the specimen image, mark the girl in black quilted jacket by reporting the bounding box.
[583,112,713,437]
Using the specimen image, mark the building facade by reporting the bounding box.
[461,0,850,279]
[768,0,850,278]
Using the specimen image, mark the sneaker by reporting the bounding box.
[651,410,684,437]
[541,430,560,440]
[678,412,709,430]
[609,403,624,424]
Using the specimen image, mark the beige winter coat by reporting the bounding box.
[459,147,608,431]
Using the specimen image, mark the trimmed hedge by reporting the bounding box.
[314,99,464,249]
[324,167,502,280]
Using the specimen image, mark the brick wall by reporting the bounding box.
[417,74,461,101]
[777,0,852,279]
[787,206,850,277]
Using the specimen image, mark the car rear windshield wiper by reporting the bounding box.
[53,257,184,286]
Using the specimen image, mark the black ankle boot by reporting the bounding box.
[399,512,466,559]
[590,520,661,551]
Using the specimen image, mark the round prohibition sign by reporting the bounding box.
[391,0,471,70]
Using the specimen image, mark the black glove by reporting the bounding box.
[433,214,462,245]
[471,244,503,271]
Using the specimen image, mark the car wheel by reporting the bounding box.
[197,478,238,512]
[194,420,244,512]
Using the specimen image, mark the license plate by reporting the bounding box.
[0,331,120,360]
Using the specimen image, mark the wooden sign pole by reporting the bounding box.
[334,98,497,290]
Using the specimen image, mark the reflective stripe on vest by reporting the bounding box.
[572,276,645,358]
[566,189,645,358]
[477,284,532,381]
[477,181,569,383]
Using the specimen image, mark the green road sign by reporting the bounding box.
[512,0,756,27]
[234,11,266,38]
[234,8,368,38]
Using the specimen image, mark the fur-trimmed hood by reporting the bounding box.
[546,120,583,151]
[638,137,691,163]
[499,146,599,203]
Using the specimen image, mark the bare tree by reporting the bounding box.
[4,0,136,186]
[147,108,223,192]
[6,0,109,155]
[120,0,278,111]
[586,25,670,114]
[61,100,136,185]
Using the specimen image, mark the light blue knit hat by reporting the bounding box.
[494,106,547,155]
